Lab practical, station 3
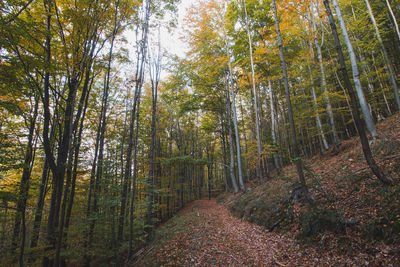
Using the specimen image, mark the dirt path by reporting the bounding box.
[133,199,368,266]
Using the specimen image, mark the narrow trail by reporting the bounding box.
[133,199,364,266]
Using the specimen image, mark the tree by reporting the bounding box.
[242,0,264,182]
[363,0,400,111]
[272,0,307,192]
[323,0,392,185]
[330,0,376,139]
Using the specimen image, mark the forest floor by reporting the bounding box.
[130,199,393,266]
[130,114,400,266]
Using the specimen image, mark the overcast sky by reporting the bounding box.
[120,0,195,80]
[159,0,192,58]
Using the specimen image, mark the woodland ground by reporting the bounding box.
[128,114,400,266]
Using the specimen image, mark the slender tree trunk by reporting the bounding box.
[11,96,38,266]
[272,0,307,190]
[307,61,329,151]
[206,146,214,200]
[86,5,118,257]
[269,80,281,172]
[220,121,230,192]
[127,0,150,255]
[323,0,392,185]
[385,0,400,44]
[64,66,94,241]
[226,47,245,192]
[312,2,340,147]
[331,0,376,139]
[146,37,162,242]
[243,0,264,182]
[226,88,239,193]
[30,157,50,248]
[364,0,400,111]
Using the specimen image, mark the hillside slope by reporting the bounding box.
[220,113,400,264]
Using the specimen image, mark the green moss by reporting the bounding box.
[299,206,345,240]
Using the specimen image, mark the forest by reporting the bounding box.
[1,0,400,265]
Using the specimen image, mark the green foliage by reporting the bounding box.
[226,179,293,231]
[364,185,400,244]
[161,156,208,166]
[298,205,345,240]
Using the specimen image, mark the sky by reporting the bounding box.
[159,0,193,58]
[120,0,195,80]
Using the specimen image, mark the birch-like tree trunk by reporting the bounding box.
[226,88,239,193]
[385,0,400,44]
[306,50,329,151]
[364,0,400,111]
[225,38,245,191]
[228,67,245,191]
[243,0,264,182]
[312,1,340,147]
[311,81,329,150]
[323,0,392,185]
[331,0,376,138]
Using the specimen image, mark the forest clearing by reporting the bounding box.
[1,0,400,265]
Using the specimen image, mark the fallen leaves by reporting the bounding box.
[133,199,398,266]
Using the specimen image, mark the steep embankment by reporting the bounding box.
[130,114,400,266]
[220,113,400,265]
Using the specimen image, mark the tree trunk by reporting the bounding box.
[243,0,264,182]
[127,0,150,255]
[220,113,231,192]
[11,96,38,266]
[364,0,400,111]
[331,0,376,139]
[272,0,307,190]
[145,36,162,242]
[323,0,392,185]
[312,1,340,147]
[269,80,281,172]
[226,45,245,192]
[307,61,329,151]
[226,88,239,193]
[385,0,400,45]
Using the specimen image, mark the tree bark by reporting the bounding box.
[385,0,400,45]
[242,0,264,182]
[272,0,307,190]
[226,45,245,192]
[11,95,38,266]
[331,0,376,139]
[312,1,340,147]
[268,80,281,172]
[226,88,239,193]
[323,0,392,185]
[364,0,400,111]
[145,34,162,242]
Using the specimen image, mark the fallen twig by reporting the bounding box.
[352,154,400,174]
[211,247,242,264]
